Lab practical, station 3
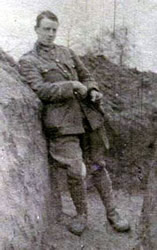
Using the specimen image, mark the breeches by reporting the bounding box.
[48,127,107,179]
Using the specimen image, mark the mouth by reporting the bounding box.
[47,38,54,43]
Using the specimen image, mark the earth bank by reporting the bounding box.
[0,49,156,249]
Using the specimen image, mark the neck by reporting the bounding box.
[37,41,55,49]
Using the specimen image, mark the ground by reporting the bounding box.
[49,189,143,250]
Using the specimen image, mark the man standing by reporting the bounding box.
[19,11,130,236]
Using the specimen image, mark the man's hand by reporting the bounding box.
[72,81,87,99]
[90,90,103,103]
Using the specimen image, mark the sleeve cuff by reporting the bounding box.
[60,82,74,99]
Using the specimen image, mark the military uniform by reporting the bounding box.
[19,42,105,172]
[19,42,130,235]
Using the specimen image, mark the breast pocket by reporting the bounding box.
[63,59,78,80]
[40,63,65,82]
[40,62,58,74]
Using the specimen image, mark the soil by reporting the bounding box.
[46,189,143,250]
[46,54,157,250]
[1,49,155,249]
[44,54,157,250]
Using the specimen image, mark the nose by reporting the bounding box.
[49,29,55,36]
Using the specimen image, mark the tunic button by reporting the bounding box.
[72,64,75,68]
[56,59,60,63]
[64,70,67,73]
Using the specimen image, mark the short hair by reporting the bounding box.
[36,11,59,27]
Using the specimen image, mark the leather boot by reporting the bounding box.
[107,208,130,232]
[92,164,130,232]
[49,165,63,222]
[67,176,88,236]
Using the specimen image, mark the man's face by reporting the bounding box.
[35,17,59,46]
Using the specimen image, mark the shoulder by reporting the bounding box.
[55,44,69,51]
[19,48,37,65]
[55,44,75,57]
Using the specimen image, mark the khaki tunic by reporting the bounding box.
[19,42,106,177]
[19,42,104,136]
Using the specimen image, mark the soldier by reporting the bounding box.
[19,10,130,236]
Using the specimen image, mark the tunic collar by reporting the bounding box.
[35,41,56,53]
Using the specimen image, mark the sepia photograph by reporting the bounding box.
[0,0,157,249]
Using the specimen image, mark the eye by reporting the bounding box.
[44,27,51,31]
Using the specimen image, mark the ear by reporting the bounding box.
[34,25,38,33]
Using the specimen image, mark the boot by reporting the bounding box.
[107,208,130,232]
[49,165,63,222]
[92,164,130,232]
[67,176,88,236]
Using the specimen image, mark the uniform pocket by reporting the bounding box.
[40,63,66,82]
[43,103,70,129]
[40,62,58,74]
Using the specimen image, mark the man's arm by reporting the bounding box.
[70,50,99,92]
[19,57,75,103]
[70,50,103,102]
